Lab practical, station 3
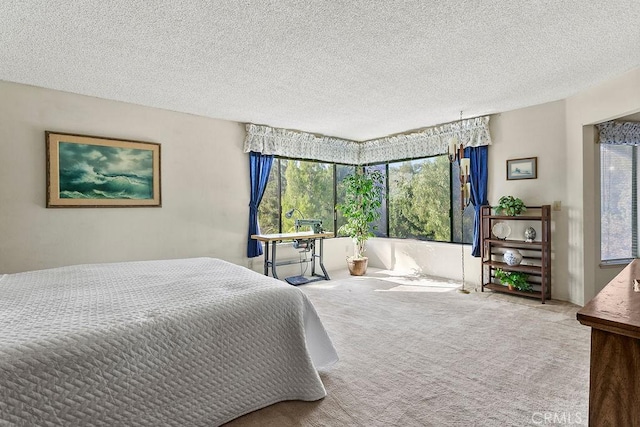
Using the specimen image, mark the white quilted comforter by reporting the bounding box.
[0,257,338,426]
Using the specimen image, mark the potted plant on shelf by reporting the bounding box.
[337,169,384,276]
[494,268,532,292]
[495,196,526,216]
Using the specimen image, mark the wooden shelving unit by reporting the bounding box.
[480,205,551,303]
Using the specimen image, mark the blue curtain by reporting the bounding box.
[247,152,274,258]
[465,146,488,257]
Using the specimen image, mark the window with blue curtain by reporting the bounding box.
[259,153,485,246]
[247,152,273,258]
[465,146,489,257]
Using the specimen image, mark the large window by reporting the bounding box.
[365,164,388,237]
[258,158,281,235]
[389,157,450,240]
[258,159,337,234]
[387,156,473,243]
[259,155,472,243]
[600,144,635,262]
[451,160,475,245]
[336,164,357,233]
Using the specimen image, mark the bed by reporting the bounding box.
[0,257,338,426]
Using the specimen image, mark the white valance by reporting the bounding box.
[597,120,640,145]
[243,124,358,164]
[244,116,492,165]
[359,116,491,164]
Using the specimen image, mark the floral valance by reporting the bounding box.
[359,116,491,165]
[244,116,492,165]
[243,124,358,164]
[597,120,640,145]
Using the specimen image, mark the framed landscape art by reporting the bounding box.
[46,132,161,207]
[506,157,537,180]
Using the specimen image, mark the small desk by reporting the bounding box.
[251,231,334,282]
[577,260,640,427]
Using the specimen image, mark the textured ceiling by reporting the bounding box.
[1,1,639,141]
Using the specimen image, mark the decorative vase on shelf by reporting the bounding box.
[503,249,523,266]
[524,227,536,242]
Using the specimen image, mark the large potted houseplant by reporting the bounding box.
[337,169,384,276]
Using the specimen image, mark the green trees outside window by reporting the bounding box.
[258,159,351,235]
[258,155,473,244]
[389,157,451,240]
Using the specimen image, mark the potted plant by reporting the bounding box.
[495,196,526,216]
[494,268,532,292]
[337,169,384,275]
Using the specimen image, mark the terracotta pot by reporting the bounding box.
[507,284,514,291]
[347,257,368,276]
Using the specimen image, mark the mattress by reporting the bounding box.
[0,257,338,426]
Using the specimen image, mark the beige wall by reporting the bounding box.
[489,100,569,300]
[566,68,640,305]
[366,100,569,298]
[370,68,640,307]
[2,69,639,306]
[0,80,351,275]
[0,81,248,272]
[366,238,480,287]
[367,68,640,306]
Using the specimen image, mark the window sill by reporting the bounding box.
[599,259,634,268]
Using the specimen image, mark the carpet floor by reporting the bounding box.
[225,269,590,426]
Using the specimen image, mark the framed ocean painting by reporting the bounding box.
[46,132,161,207]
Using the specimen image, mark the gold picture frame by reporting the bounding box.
[46,132,161,207]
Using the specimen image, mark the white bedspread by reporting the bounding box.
[0,257,338,426]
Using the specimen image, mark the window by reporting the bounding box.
[259,155,473,244]
[365,164,388,237]
[451,159,475,244]
[257,159,281,235]
[389,157,450,240]
[280,159,334,232]
[336,164,357,235]
[600,144,635,262]
[258,159,335,234]
[387,155,473,243]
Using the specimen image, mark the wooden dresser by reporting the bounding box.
[577,260,640,427]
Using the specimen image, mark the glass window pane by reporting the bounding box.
[257,158,280,235]
[601,144,633,261]
[388,156,451,241]
[336,164,356,236]
[451,159,475,244]
[281,159,334,233]
[365,164,388,237]
[260,154,476,246]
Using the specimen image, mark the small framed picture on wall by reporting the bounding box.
[506,157,537,180]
